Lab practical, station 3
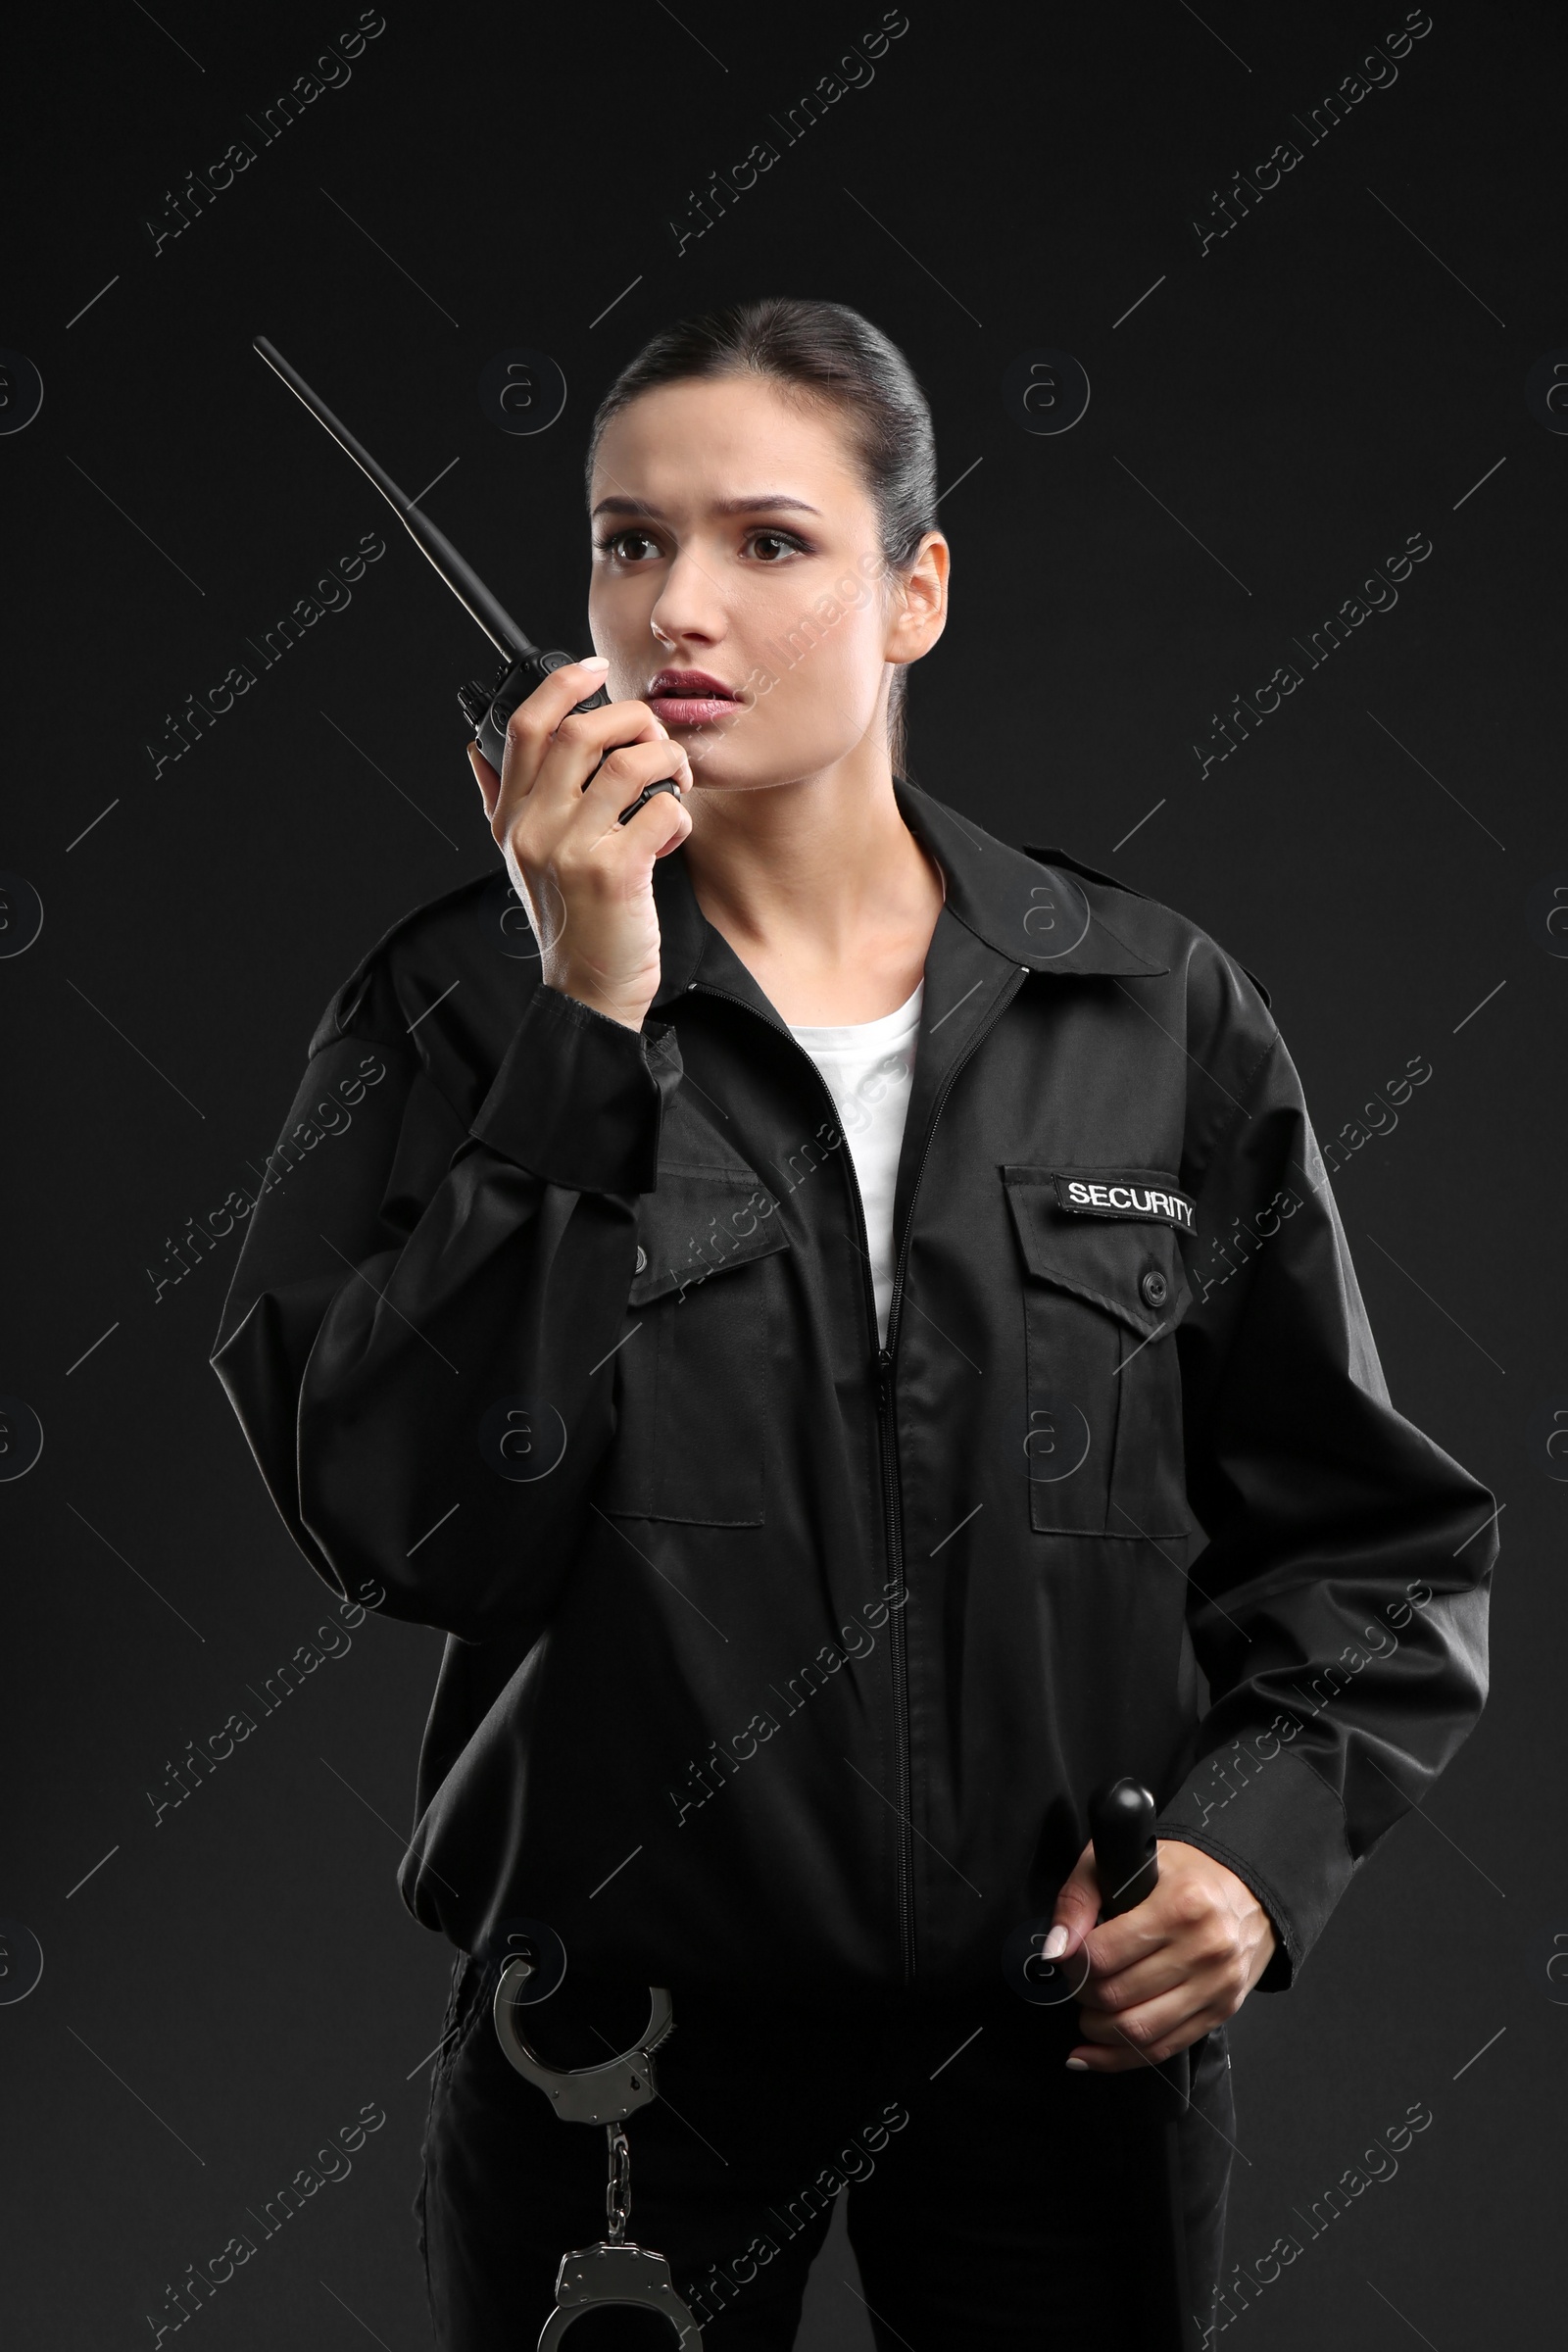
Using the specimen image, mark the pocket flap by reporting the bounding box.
[1002,1164,1193,1339]
[629,1164,791,1305]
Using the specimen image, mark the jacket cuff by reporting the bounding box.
[1154,1744,1355,1992]
[468,984,683,1194]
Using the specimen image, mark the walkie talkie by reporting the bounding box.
[252,337,680,827]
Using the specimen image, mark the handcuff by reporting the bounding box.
[492,1956,704,2348]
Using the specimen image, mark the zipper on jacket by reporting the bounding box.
[689,965,1029,1990]
[688,979,915,1979]
[873,963,1030,1986]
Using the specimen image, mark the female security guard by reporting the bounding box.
[211,299,1495,2349]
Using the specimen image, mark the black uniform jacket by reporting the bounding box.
[210,776,1495,2006]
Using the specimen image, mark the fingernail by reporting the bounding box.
[1042,1925,1069,1961]
[581,656,610,668]
[1064,2057,1090,2071]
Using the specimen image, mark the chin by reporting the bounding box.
[685,724,859,793]
[680,765,777,794]
[694,762,849,798]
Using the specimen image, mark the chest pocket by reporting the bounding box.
[595,1163,791,1527]
[1002,1166,1196,1540]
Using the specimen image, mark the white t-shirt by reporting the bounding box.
[787,982,924,1347]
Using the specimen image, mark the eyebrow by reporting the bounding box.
[590,494,822,519]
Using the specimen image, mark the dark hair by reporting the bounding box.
[585,297,938,777]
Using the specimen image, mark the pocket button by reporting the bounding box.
[634,1247,647,1273]
[1140,1268,1168,1310]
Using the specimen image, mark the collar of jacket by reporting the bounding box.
[645,774,1168,1017]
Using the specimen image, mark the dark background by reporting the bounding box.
[3,1,1562,2344]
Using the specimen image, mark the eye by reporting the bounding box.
[593,528,662,562]
[747,528,809,563]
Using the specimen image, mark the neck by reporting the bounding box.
[681,748,946,1024]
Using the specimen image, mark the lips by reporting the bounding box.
[647,669,743,725]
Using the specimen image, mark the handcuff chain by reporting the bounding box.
[605,2121,631,2244]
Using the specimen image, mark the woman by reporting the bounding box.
[212,298,1494,2350]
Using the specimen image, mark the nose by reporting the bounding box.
[647,543,725,651]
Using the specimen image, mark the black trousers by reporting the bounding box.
[416,1955,1235,2349]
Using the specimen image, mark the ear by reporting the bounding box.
[885,530,950,666]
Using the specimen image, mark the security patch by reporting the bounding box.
[1054,1173,1197,1232]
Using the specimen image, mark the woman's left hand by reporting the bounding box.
[1043,1839,1278,2072]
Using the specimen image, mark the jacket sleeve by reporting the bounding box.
[210,965,684,1643]
[1153,1012,1496,1989]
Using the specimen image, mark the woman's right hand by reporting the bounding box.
[466,658,695,1032]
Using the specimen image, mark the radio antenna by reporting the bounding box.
[253,336,538,661]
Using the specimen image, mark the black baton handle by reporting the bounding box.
[1088,1777,1158,1918]
[1089,1778,1196,2347]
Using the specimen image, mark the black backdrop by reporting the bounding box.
[3,2,1562,2344]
